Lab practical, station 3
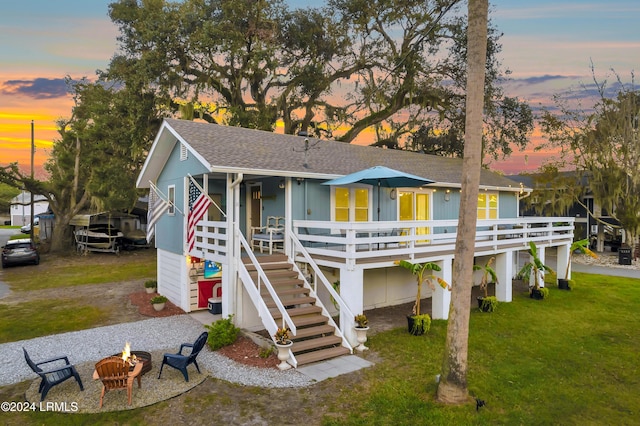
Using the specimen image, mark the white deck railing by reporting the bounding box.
[192,217,574,268]
[293,217,574,267]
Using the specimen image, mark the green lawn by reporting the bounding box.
[2,271,639,425]
[325,272,640,425]
[2,254,156,290]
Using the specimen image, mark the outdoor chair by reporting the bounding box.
[251,216,285,254]
[158,331,208,382]
[94,356,143,408]
[23,347,84,401]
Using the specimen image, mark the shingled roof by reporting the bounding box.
[139,118,523,192]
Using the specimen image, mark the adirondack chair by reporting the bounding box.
[23,347,84,401]
[94,356,143,408]
[158,331,208,382]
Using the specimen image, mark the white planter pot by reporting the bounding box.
[275,341,293,370]
[354,327,370,352]
[145,287,157,294]
[152,302,165,311]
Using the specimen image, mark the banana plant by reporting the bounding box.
[518,241,554,290]
[564,238,597,279]
[473,256,498,298]
[395,260,450,316]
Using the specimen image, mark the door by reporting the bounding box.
[248,184,262,237]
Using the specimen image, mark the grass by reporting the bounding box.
[2,254,156,290]
[324,272,640,425]
[2,271,639,424]
[0,300,107,343]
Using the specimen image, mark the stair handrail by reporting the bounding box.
[237,233,297,336]
[289,232,356,337]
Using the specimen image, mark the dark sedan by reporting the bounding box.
[1,239,40,268]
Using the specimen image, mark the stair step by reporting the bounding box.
[243,254,288,264]
[250,269,298,280]
[245,261,290,271]
[294,346,351,366]
[292,335,343,353]
[291,324,335,340]
[273,313,327,328]
[266,296,316,308]
[272,305,322,318]
[261,287,309,297]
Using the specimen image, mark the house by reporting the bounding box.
[10,191,48,226]
[137,118,574,367]
[510,172,621,252]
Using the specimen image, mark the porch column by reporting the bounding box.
[431,257,452,320]
[534,246,546,288]
[495,251,513,302]
[284,177,292,257]
[223,174,238,321]
[556,243,571,279]
[339,266,364,348]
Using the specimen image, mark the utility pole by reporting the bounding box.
[30,120,34,240]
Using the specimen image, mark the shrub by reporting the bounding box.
[150,295,167,304]
[205,315,239,350]
[144,280,157,288]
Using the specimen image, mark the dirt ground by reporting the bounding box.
[0,249,373,425]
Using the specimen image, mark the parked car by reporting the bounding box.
[20,217,39,233]
[1,238,40,268]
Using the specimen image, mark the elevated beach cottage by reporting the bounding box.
[137,118,574,367]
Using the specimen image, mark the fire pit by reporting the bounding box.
[113,350,153,377]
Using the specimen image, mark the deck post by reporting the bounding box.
[495,251,513,302]
[339,266,364,347]
[431,257,452,320]
[556,243,571,279]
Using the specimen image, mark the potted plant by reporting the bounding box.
[144,280,157,294]
[474,257,499,312]
[558,238,597,290]
[353,314,369,352]
[150,295,167,311]
[395,260,450,335]
[273,326,293,370]
[518,242,554,300]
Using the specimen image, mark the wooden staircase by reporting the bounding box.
[243,254,350,366]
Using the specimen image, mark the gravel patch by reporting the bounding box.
[1,315,312,391]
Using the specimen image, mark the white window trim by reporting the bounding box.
[478,191,499,219]
[396,188,434,222]
[330,185,373,222]
[167,185,176,216]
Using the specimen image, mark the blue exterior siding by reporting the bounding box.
[155,141,209,255]
[499,192,518,218]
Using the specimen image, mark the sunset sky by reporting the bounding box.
[1,0,638,177]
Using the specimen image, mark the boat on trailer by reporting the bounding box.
[74,226,123,253]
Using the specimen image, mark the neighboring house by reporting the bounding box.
[509,173,621,252]
[137,118,574,367]
[10,191,48,227]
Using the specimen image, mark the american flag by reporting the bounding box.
[187,178,212,252]
[146,185,170,244]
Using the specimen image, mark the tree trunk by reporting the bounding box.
[436,0,488,405]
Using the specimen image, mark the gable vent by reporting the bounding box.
[180,143,188,161]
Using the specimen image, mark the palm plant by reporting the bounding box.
[518,241,554,291]
[473,256,498,298]
[564,238,597,279]
[395,260,450,317]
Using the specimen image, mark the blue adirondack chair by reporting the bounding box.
[158,332,208,382]
[23,347,84,401]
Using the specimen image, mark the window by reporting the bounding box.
[399,190,431,241]
[333,187,369,222]
[477,192,498,219]
[168,185,175,215]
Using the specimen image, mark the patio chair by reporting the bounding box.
[23,347,84,401]
[251,216,285,254]
[158,331,208,382]
[94,356,143,408]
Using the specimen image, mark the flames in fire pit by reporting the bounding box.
[121,342,138,365]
